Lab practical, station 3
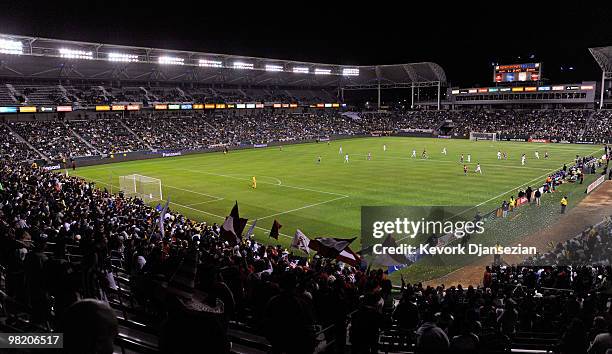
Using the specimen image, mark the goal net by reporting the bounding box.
[469,132,497,141]
[119,174,163,202]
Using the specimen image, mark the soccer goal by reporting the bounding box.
[469,132,497,141]
[119,174,163,202]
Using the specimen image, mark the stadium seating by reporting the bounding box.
[1,158,612,353]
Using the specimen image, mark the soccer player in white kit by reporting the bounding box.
[411,149,417,158]
[339,146,343,154]
[535,151,540,159]
[467,154,471,163]
[497,151,502,160]
[367,152,372,160]
[442,147,447,155]
[383,144,387,152]
[521,154,526,166]
[344,154,349,163]
[475,163,482,174]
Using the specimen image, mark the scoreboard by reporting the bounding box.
[494,63,541,83]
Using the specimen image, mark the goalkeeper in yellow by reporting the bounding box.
[252,176,257,189]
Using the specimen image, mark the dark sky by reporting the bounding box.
[1,1,610,87]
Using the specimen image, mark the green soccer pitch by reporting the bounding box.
[70,137,604,281]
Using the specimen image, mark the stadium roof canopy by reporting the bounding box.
[0,33,446,88]
[589,46,612,77]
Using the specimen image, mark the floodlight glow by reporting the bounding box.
[158,56,184,65]
[342,68,359,76]
[293,67,309,74]
[233,61,254,70]
[59,48,93,60]
[265,64,283,72]
[314,68,331,75]
[199,59,223,68]
[107,53,139,62]
[0,39,23,55]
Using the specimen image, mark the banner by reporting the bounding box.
[162,152,182,157]
[586,175,605,194]
[528,138,550,143]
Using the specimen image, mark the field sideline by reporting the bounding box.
[70,137,603,278]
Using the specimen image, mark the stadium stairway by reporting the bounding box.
[67,123,102,155]
[2,122,48,161]
[118,120,154,151]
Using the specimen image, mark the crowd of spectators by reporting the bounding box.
[2,161,612,353]
[0,124,39,162]
[9,120,93,160]
[2,109,611,162]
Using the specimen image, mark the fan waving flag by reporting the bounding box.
[291,229,311,255]
[269,219,282,240]
[373,234,409,267]
[337,246,360,266]
[157,198,170,240]
[230,201,248,238]
[220,216,239,245]
[308,237,356,258]
[244,219,257,240]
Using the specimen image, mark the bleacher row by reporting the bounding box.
[0,84,338,106]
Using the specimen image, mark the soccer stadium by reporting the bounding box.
[1,4,612,354]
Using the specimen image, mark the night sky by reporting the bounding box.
[1,1,610,87]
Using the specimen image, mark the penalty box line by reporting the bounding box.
[177,167,350,221]
[81,178,292,240]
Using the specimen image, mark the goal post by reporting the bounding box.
[119,174,163,202]
[469,132,497,141]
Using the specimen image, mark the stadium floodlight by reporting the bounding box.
[158,56,184,65]
[199,59,223,68]
[0,38,23,55]
[265,64,284,72]
[233,61,254,70]
[59,48,93,60]
[107,52,139,63]
[314,68,331,75]
[293,67,309,74]
[342,68,359,76]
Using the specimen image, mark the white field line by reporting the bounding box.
[258,195,349,220]
[350,153,553,171]
[82,177,292,239]
[178,168,349,198]
[164,184,224,200]
[395,146,604,243]
[471,146,604,210]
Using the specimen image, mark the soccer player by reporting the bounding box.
[544,151,549,159]
[475,163,482,174]
[503,152,508,160]
[339,145,343,154]
[344,154,349,163]
[497,150,502,160]
[467,154,471,163]
[411,149,417,158]
[279,145,283,151]
[442,147,447,155]
[252,176,257,189]
[367,152,372,160]
[421,149,427,159]
[460,154,464,163]
[521,154,526,166]
[383,144,387,152]
[463,165,468,176]
[535,151,540,159]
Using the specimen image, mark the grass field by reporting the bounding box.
[71,137,604,281]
